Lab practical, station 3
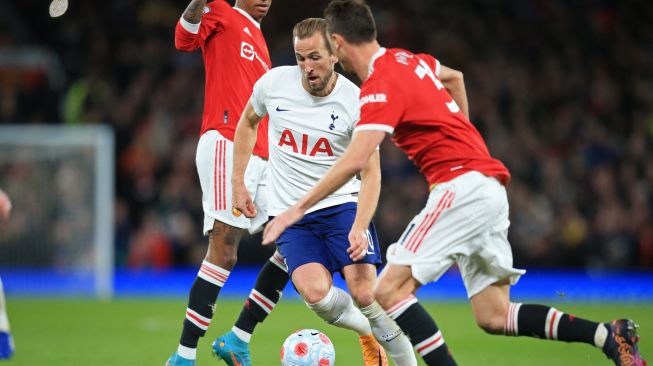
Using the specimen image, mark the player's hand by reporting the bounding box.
[347,228,369,261]
[232,183,257,218]
[262,205,304,245]
[0,189,12,221]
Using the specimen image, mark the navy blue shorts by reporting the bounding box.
[275,202,382,276]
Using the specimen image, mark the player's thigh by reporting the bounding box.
[195,130,266,235]
[374,264,421,309]
[387,172,507,286]
[320,203,382,270]
[342,263,377,306]
[276,223,334,279]
[292,263,333,304]
[456,229,525,299]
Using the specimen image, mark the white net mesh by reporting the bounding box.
[0,125,114,298]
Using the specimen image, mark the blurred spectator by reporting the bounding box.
[0,0,651,269]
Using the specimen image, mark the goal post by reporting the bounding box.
[0,125,115,299]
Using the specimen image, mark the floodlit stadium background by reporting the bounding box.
[1,1,652,298]
[1,1,652,365]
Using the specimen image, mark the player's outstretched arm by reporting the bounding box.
[174,0,207,51]
[263,130,386,245]
[232,100,264,218]
[182,0,207,24]
[440,65,469,119]
[348,150,381,261]
[0,188,11,221]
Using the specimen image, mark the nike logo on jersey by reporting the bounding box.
[243,26,252,37]
[276,106,290,112]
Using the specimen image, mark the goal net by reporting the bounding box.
[0,125,114,298]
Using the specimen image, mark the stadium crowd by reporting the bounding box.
[1,0,652,269]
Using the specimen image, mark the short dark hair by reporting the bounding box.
[293,18,331,53]
[324,0,377,44]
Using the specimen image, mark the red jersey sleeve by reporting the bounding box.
[416,53,442,77]
[355,76,405,134]
[174,0,228,51]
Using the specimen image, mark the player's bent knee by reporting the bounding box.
[221,253,239,269]
[299,283,331,305]
[206,240,239,268]
[350,289,375,308]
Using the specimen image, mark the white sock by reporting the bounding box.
[176,344,197,360]
[306,286,372,336]
[360,301,418,366]
[232,326,252,343]
[0,278,9,332]
[594,323,609,348]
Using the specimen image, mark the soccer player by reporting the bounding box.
[169,1,289,366]
[232,18,417,366]
[0,188,14,360]
[263,1,648,366]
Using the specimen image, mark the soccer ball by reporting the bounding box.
[280,329,336,366]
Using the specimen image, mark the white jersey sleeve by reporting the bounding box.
[250,70,274,117]
[349,103,361,138]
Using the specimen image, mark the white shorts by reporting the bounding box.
[196,130,268,235]
[386,171,525,298]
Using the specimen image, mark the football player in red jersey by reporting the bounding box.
[169,1,289,366]
[263,1,647,366]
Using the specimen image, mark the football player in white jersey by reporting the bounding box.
[229,18,418,366]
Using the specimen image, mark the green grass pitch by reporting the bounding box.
[6,299,651,365]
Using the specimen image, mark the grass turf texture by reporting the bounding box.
[6,299,651,365]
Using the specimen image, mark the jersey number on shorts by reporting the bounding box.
[414,59,460,114]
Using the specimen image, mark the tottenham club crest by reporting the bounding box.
[329,112,339,130]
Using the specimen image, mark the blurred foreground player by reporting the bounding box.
[263,1,647,365]
[168,1,289,365]
[0,188,14,360]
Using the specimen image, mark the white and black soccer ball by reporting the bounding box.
[280,329,336,366]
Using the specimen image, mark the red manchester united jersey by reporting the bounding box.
[355,48,510,186]
[175,0,270,158]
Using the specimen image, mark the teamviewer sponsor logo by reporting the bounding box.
[360,93,387,106]
[240,41,255,61]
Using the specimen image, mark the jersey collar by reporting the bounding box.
[368,47,386,77]
[233,6,261,29]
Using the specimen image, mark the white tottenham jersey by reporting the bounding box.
[250,66,361,216]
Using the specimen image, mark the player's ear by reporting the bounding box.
[329,33,343,52]
[330,54,339,65]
